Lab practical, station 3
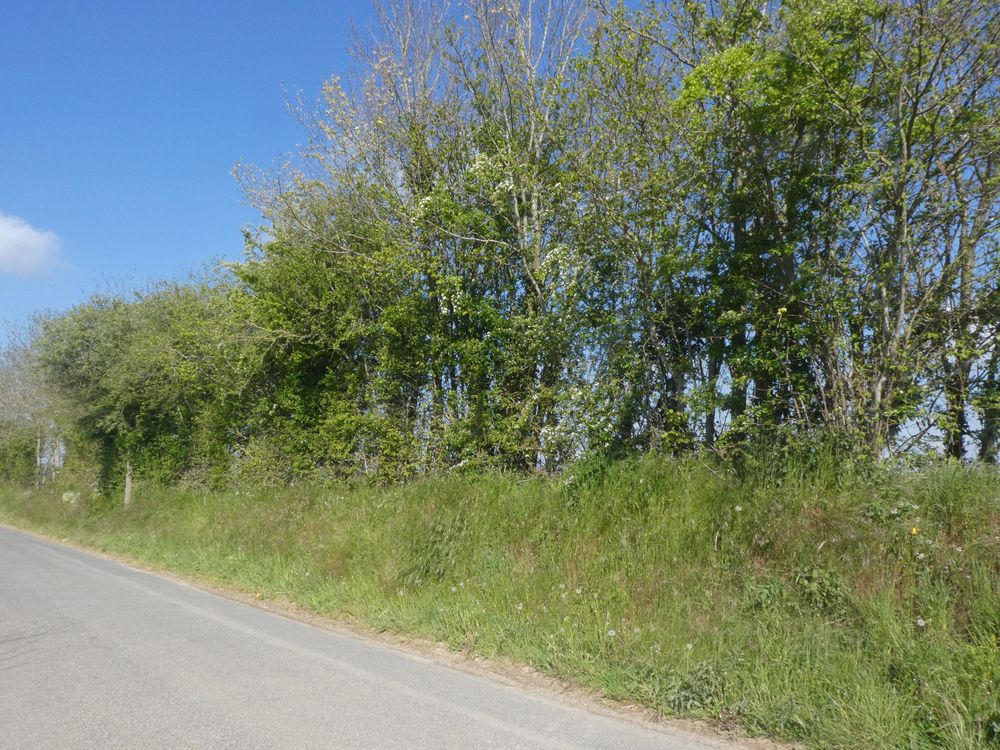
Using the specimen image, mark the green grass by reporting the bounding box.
[2,455,1000,748]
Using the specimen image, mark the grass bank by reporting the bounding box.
[2,456,999,749]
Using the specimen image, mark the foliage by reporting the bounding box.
[3,455,1000,748]
[2,5,996,746]
[3,0,995,486]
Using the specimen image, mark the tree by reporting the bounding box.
[0,328,55,485]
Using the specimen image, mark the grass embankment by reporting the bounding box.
[2,457,999,749]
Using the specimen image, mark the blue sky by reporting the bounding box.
[0,0,372,331]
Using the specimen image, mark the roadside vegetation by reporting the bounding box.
[1,1,998,748]
[2,454,999,749]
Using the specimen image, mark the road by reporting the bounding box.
[0,524,747,749]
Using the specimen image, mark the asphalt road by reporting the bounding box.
[0,524,745,749]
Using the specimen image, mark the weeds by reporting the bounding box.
[1,456,998,749]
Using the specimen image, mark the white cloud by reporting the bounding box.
[0,212,64,277]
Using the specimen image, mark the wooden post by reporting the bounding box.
[124,459,134,507]
[36,428,43,487]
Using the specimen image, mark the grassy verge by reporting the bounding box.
[2,456,999,749]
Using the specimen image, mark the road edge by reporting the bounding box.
[0,518,796,750]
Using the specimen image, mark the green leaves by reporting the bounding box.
[14,0,1000,488]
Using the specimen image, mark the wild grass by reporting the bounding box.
[2,455,999,749]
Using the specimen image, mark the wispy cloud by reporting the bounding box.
[0,212,64,278]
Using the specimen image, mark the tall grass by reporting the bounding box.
[2,455,999,748]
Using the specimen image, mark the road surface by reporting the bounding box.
[0,524,747,749]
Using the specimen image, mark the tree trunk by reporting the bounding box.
[980,351,1000,464]
[705,353,721,447]
[944,359,971,460]
[946,221,976,460]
